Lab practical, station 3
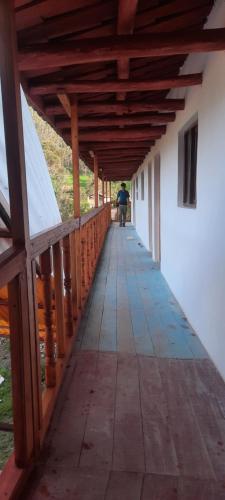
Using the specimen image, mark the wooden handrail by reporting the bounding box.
[30,206,106,259]
[0,246,25,288]
[80,205,105,226]
[30,217,79,259]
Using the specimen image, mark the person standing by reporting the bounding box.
[116,183,130,227]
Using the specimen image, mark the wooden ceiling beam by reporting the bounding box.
[56,112,175,129]
[80,141,153,150]
[30,74,202,95]
[77,127,165,142]
[45,99,185,116]
[19,30,225,71]
[96,152,147,157]
[102,166,138,170]
[100,160,143,165]
[117,0,139,101]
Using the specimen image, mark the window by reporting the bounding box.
[141,171,144,200]
[136,176,138,200]
[178,118,198,208]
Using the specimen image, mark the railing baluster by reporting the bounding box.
[31,260,43,438]
[53,241,65,357]
[75,227,82,312]
[40,248,56,388]
[84,225,89,293]
[63,235,73,337]
[86,223,91,285]
[81,227,86,304]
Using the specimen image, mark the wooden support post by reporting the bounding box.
[70,96,81,314]
[105,179,108,203]
[109,181,112,202]
[94,154,99,208]
[40,249,56,388]
[102,177,105,206]
[71,97,80,218]
[52,241,65,357]
[0,1,40,467]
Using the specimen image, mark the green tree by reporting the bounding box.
[31,109,93,220]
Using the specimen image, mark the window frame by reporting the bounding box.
[178,114,198,209]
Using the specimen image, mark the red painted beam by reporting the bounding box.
[56,112,175,129]
[80,141,154,151]
[45,99,185,116]
[30,74,202,95]
[77,127,166,142]
[18,30,225,71]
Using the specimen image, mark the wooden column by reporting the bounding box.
[105,179,108,203]
[109,181,112,202]
[102,176,105,206]
[0,1,40,466]
[70,96,81,314]
[94,154,99,208]
[71,97,80,218]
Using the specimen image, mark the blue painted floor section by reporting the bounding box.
[77,223,208,359]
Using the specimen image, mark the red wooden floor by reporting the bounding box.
[25,226,225,499]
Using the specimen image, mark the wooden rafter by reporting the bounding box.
[80,141,154,150]
[30,74,202,95]
[19,30,225,71]
[77,127,166,142]
[56,113,175,129]
[45,99,185,116]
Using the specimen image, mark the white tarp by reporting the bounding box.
[0,84,61,237]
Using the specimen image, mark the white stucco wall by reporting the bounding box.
[0,84,61,237]
[132,0,225,379]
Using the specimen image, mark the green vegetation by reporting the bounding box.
[0,363,14,469]
[31,109,94,220]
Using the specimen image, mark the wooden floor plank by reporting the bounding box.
[142,474,179,500]
[113,353,145,472]
[79,353,117,469]
[170,408,215,480]
[99,307,117,352]
[81,306,103,351]
[63,351,98,417]
[105,471,143,500]
[117,307,136,354]
[178,477,225,500]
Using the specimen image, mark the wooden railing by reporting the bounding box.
[0,203,111,497]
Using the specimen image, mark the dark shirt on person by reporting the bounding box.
[117,190,130,205]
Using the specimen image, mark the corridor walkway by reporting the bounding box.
[26,225,225,499]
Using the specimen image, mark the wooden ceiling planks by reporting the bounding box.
[18,1,116,43]
[14,0,217,179]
